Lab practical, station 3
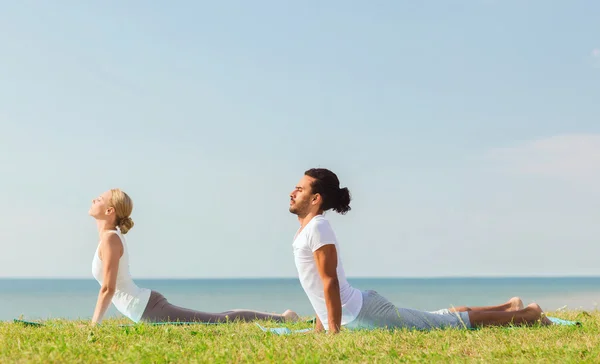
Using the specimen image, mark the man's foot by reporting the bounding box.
[526,303,553,326]
[282,309,300,322]
[508,297,524,311]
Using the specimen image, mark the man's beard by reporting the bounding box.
[289,199,309,215]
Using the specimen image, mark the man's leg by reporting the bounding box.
[448,297,524,313]
[467,303,553,327]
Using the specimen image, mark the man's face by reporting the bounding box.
[289,175,316,217]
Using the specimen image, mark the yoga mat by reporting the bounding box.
[255,323,312,335]
[118,322,222,327]
[13,319,44,327]
[12,319,221,327]
[547,317,581,326]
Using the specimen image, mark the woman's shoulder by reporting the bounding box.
[99,230,124,250]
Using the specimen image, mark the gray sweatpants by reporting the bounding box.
[344,290,471,331]
[140,290,287,323]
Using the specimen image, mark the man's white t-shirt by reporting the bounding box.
[292,214,363,328]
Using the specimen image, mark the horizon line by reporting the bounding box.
[2,275,600,280]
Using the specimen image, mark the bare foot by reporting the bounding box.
[508,297,524,311]
[527,303,553,326]
[282,309,300,322]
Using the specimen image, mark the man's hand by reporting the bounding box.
[314,315,325,333]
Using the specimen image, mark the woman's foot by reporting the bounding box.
[282,309,300,322]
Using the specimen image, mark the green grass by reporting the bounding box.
[2,311,599,363]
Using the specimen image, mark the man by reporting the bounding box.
[289,168,552,334]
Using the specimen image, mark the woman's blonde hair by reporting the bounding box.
[110,188,134,234]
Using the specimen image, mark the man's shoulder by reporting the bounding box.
[308,215,331,230]
[308,215,336,240]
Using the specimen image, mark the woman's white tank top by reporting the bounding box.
[91,229,151,323]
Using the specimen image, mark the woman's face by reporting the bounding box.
[89,190,114,219]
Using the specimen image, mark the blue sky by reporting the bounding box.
[1,1,599,278]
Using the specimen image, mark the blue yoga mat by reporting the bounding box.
[547,317,581,326]
[13,319,44,327]
[255,323,313,335]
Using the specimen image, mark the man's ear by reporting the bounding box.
[311,193,321,206]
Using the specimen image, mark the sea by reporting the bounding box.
[1,277,599,322]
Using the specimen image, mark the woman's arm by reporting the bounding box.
[91,233,123,325]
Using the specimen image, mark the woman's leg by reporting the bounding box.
[140,291,298,323]
[447,297,524,313]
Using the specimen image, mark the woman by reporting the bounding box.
[89,188,299,326]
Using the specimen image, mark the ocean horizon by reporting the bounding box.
[2,277,599,322]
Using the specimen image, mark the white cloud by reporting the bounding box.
[484,134,600,183]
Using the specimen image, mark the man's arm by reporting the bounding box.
[313,244,342,334]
